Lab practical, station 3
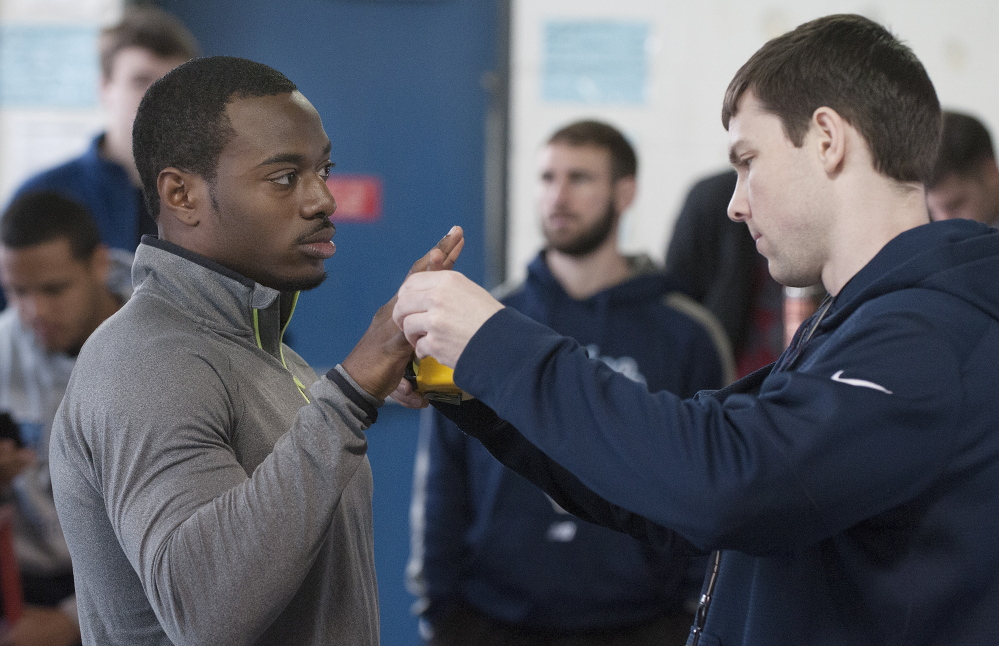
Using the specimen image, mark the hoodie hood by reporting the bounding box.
[494,252,698,374]
[520,251,679,306]
[820,219,999,332]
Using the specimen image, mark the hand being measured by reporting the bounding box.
[340,226,464,402]
[392,269,503,369]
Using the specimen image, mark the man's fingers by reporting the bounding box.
[388,378,429,408]
[435,225,464,260]
[393,271,446,330]
[408,226,464,276]
[398,313,445,362]
[398,311,428,349]
[440,235,465,270]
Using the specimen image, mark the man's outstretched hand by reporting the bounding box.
[340,226,465,404]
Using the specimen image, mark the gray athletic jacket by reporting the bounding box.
[50,237,381,646]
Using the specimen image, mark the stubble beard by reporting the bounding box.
[267,271,327,293]
[545,201,617,257]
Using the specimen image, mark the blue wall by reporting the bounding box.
[159,0,493,368]
[157,1,498,643]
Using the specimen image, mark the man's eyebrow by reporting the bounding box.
[259,140,333,167]
[259,153,305,167]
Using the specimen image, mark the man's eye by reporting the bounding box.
[272,172,297,186]
[319,164,332,181]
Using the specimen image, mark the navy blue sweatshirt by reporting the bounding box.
[409,254,730,632]
[437,220,999,645]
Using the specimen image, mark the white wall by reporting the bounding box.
[507,0,999,283]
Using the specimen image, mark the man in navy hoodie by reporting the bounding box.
[407,120,732,646]
[392,13,999,646]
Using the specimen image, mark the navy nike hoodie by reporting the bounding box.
[437,219,999,645]
[409,253,728,631]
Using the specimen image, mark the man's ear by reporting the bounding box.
[157,168,207,227]
[613,175,637,214]
[812,106,848,176]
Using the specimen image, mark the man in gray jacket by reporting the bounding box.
[48,56,462,646]
[0,191,131,646]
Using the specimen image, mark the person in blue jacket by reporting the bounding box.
[407,120,733,646]
[8,7,198,253]
[392,13,999,646]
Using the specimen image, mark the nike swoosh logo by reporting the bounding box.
[831,370,893,395]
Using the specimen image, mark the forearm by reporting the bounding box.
[452,306,962,554]
[433,399,680,551]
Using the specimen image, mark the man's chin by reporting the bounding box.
[267,271,327,292]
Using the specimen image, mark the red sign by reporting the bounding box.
[326,174,382,222]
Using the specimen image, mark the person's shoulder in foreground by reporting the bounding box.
[393,13,999,646]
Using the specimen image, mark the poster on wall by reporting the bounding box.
[0,24,100,108]
[0,0,120,205]
[541,20,650,105]
[0,0,118,22]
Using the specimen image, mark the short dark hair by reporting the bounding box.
[927,111,996,188]
[548,120,638,180]
[133,56,298,217]
[99,6,199,80]
[722,14,941,184]
[1,191,101,260]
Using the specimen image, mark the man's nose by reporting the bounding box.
[306,174,337,219]
[727,177,749,222]
[547,180,571,207]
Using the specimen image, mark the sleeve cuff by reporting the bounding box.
[326,364,381,424]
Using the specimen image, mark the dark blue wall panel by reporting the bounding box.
[159,0,492,369]
[156,1,497,643]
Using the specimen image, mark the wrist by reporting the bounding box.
[326,365,381,424]
[341,346,412,401]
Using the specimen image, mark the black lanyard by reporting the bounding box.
[689,294,833,643]
[774,294,834,373]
